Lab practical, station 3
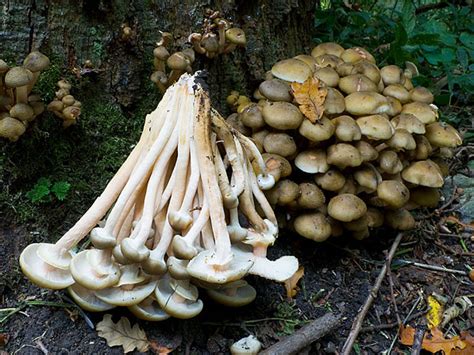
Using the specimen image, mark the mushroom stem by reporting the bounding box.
[15,85,28,104]
[228,207,247,242]
[217,20,226,53]
[211,133,238,209]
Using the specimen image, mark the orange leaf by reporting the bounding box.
[284,266,304,299]
[400,326,467,355]
[291,77,327,123]
[149,340,174,355]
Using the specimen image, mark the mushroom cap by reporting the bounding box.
[297,182,325,209]
[338,74,378,94]
[206,281,257,307]
[431,157,449,177]
[383,84,410,103]
[271,58,312,83]
[344,214,369,232]
[314,54,343,68]
[167,256,190,280]
[230,335,262,355]
[259,79,292,102]
[0,59,8,73]
[263,132,297,157]
[410,187,440,208]
[336,62,357,77]
[294,212,331,242]
[23,51,50,72]
[337,175,357,194]
[240,103,265,129]
[9,103,35,122]
[89,227,116,249]
[401,102,438,124]
[354,164,381,193]
[226,27,246,46]
[120,237,151,262]
[155,278,203,319]
[385,209,415,230]
[248,254,299,282]
[332,115,362,141]
[62,106,81,121]
[226,113,251,136]
[425,122,462,148]
[345,92,389,116]
[167,52,189,71]
[70,249,121,290]
[169,278,199,301]
[153,46,170,60]
[327,143,363,168]
[386,96,402,117]
[315,169,346,191]
[295,149,328,174]
[328,194,367,222]
[366,207,384,228]
[311,42,345,58]
[391,113,425,134]
[252,129,269,152]
[324,88,345,115]
[201,33,219,52]
[19,243,74,289]
[386,129,416,151]
[47,100,64,112]
[380,65,403,85]
[377,180,410,208]
[314,67,339,87]
[187,249,253,284]
[341,47,376,63]
[410,86,434,104]
[150,70,168,85]
[0,117,26,141]
[405,61,419,78]
[356,114,394,140]
[95,279,158,306]
[378,150,403,174]
[36,242,73,270]
[353,60,381,83]
[355,140,378,162]
[262,153,292,178]
[62,95,75,106]
[268,179,300,206]
[128,296,171,321]
[410,135,433,160]
[294,54,317,72]
[298,117,335,142]
[30,101,45,116]
[262,101,303,130]
[67,284,115,312]
[401,160,444,187]
[4,67,33,87]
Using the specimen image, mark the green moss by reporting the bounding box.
[35,61,63,102]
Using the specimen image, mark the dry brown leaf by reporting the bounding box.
[284,266,304,298]
[291,77,327,123]
[452,332,474,355]
[96,314,149,353]
[400,325,467,355]
[149,340,174,354]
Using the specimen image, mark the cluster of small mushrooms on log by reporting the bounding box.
[20,74,298,320]
[47,80,82,128]
[0,51,50,141]
[227,42,462,242]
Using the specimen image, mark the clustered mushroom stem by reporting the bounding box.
[247,160,277,226]
[211,133,238,209]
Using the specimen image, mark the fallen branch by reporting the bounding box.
[260,312,342,355]
[341,232,404,355]
[398,260,468,276]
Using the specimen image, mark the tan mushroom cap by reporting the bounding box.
[401,160,444,187]
[341,47,376,64]
[380,65,403,85]
[4,66,33,87]
[311,42,345,58]
[328,194,367,222]
[263,153,292,178]
[268,179,300,206]
[271,58,312,83]
[386,96,402,117]
[252,129,269,153]
[344,214,369,232]
[353,60,381,83]
[366,207,384,228]
[167,52,189,70]
[23,51,50,72]
[377,180,410,208]
[332,115,362,141]
[431,157,449,177]
[295,149,329,174]
[410,187,440,208]
[259,79,292,102]
[378,150,403,174]
[323,87,345,115]
[338,74,378,94]
[263,132,297,157]
[314,54,343,68]
[425,122,462,148]
[315,169,346,191]
[354,164,381,193]
[262,101,303,130]
[391,113,425,134]
[355,140,378,162]
[383,84,410,103]
[294,213,332,242]
[386,129,416,151]
[226,27,247,46]
[67,284,115,312]
[298,117,335,142]
[9,103,35,122]
[0,117,26,141]
[206,280,256,307]
[297,182,325,209]
[294,54,317,72]
[128,296,170,321]
[155,278,203,319]
[336,62,357,77]
[409,135,433,160]
[314,67,339,87]
[401,102,438,124]
[385,209,415,230]
[95,279,158,306]
[356,114,394,140]
[345,92,389,116]
[167,256,190,280]
[70,249,120,290]
[410,86,434,103]
[327,143,362,169]
[240,103,265,129]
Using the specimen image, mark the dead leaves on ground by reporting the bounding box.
[284,266,304,299]
[97,314,149,353]
[291,77,327,123]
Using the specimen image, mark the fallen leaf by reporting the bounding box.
[442,296,473,328]
[0,333,9,346]
[452,331,474,355]
[284,266,304,298]
[97,314,149,353]
[291,77,327,123]
[149,340,173,354]
[443,215,474,230]
[426,295,443,329]
[400,325,467,355]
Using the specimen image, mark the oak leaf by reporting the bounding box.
[284,266,304,299]
[400,325,467,355]
[291,77,327,123]
[97,314,149,353]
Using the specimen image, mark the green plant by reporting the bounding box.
[26,177,71,203]
[273,301,305,335]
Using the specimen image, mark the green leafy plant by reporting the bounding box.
[26,177,71,203]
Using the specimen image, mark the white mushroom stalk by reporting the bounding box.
[19,73,298,320]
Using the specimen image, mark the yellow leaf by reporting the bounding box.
[284,266,304,299]
[291,77,327,123]
[426,295,443,329]
[96,314,149,353]
[400,325,467,355]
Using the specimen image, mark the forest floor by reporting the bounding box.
[1,145,473,354]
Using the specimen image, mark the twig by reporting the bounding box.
[260,312,342,355]
[386,259,402,326]
[360,310,427,333]
[341,232,404,355]
[398,260,468,276]
[411,327,426,355]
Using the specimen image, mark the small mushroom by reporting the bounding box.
[294,213,331,242]
[263,132,297,157]
[315,169,346,191]
[297,182,325,209]
[339,74,378,94]
[424,122,462,148]
[401,102,438,124]
[295,149,329,173]
[380,65,403,85]
[271,58,312,83]
[401,160,444,187]
[410,86,434,103]
[206,280,256,307]
[345,92,389,116]
[332,115,361,141]
[259,79,292,102]
[385,209,415,230]
[4,67,33,103]
[341,47,376,63]
[328,194,367,222]
[327,143,362,169]
[230,335,262,355]
[298,116,335,142]
[356,114,394,140]
[324,88,345,115]
[377,180,410,208]
[262,101,303,129]
[0,116,25,141]
[311,42,345,58]
[391,113,425,134]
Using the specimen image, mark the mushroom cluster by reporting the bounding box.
[150,32,195,94]
[227,43,462,242]
[19,74,298,320]
[47,80,82,128]
[0,51,50,141]
[188,9,246,58]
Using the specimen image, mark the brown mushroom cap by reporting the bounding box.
[341,47,376,64]
[353,60,381,83]
[259,79,292,102]
[294,54,317,72]
[354,164,381,193]
[385,209,415,230]
[344,214,369,232]
[391,113,425,134]
[327,143,362,168]
[9,103,35,122]
[240,103,265,129]
[401,160,444,187]
[294,213,332,242]
[366,207,384,228]
[410,187,440,208]
[378,150,403,174]
[355,140,378,162]
[311,42,345,58]
[295,149,329,174]
[4,66,33,88]
[271,58,312,83]
[332,115,362,141]
[0,116,26,141]
[386,96,403,117]
[314,54,343,68]
[167,52,189,71]
[297,182,325,209]
[263,132,297,157]
[298,117,335,142]
[23,51,50,72]
[383,84,410,103]
[314,67,339,87]
[377,180,410,208]
[251,129,269,152]
[408,135,433,160]
[262,153,292,177]
[268,179,300,206]
[401,102,438,124]
[339,74,378,94]
[226,113,251,136]
[262,101,303,130]
[356,114,394,140]
[425,122,462,148]
[324,88,345,115]
[315,169,346,191]
[226,27,247,46]
[328,194,367,222]
[386,129,416,151]
[410,86,434,104]
[345,92,389,116]
[380,65,403,85]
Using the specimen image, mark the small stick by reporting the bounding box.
[341,232,404,355]
[260,312,342,355]
[411,327,426,355]
[386,259,401,326]
[399,260,468,276]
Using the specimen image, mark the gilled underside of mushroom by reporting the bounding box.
[19,73,298,320]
